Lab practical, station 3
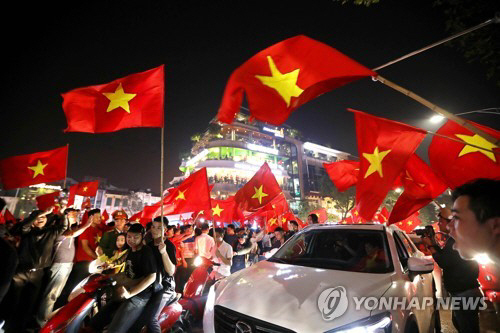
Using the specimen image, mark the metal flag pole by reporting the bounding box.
[372,15,499,72]
[160,126,165,236]
[371,15,500,146]
[63,144,69,189]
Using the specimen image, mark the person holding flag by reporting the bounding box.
[211,228,233,280]
[1,206,65,332]
[36,208,93,327]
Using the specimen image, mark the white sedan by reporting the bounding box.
[203,224,437,333]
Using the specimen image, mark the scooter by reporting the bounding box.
[40,273,189,333]
[179,256,220,322]
[41,257,219,333]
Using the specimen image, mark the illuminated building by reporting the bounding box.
[174,113,353,209]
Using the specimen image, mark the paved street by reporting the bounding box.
[440,306,500,333]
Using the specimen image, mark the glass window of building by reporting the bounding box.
[115,198,121,207]
[106,197,112,206]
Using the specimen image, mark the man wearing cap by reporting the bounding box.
[422,207,482,333]
[98,209,128,258]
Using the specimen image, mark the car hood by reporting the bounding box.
[214,260,393,332]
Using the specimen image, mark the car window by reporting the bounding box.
[398,231,416,255]
[269,229,394,273]
[393,232,409,271]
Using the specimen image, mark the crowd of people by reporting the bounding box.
[0,178,497,333]
[0,196,301,333]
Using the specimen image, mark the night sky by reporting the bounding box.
[2,1,499,193]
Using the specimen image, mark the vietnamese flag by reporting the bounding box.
[389,155,447,224]
[0,146,68,190]
[428,120,500,189]
[0,208,16,224]
[234,163,282,211]
[62,65,164,133]
[324,160,359,192]
[36,191,61,211]
[101,209,110,224]
[74,181,99,197]
[217,35,375,125]
[309,208,328,224]
[161,168,212,215]
[394,212,421,233]
[351,109,427,220]
[129,211,143,224]
[211,197,244,223]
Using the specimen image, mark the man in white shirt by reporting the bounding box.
[211,228,233,279]
[195,223,215,260]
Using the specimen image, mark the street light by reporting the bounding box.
[429,108,499,123]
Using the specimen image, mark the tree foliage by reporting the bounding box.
[319,174,356,220]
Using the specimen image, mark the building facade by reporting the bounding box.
[174,113,353,210]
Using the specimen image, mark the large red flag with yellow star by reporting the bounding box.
[195,197,244,224]
[351,109,427,220]
[428,120,500,189]
[161,168,212,215]
[234,162,282,211]
[62,65,164,133]
[0,146,68,190]
[389,154,447,224]
[323,160,359,192]
[217,35,375,125]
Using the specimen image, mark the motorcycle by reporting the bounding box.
[179,256,220,322]
[41,256,219,333]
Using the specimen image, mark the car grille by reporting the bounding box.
[214,305,296,333]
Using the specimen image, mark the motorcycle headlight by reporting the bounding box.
[325,312,392,333]
[194,256,203,267]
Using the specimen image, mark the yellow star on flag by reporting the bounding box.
[28,160,48,178]
[407,221,413,225]
[362,147,391,178]
[281,217,287,224]
[269,218,278,226]
[354,211,359,216]
[175,190,186,201]
[83,186,88,192]
[404,171,426,188]
[455,134,498,162]
[252,185,268,204]
[255,56,304,107]
[103,83,137,113]
[212,204,224,217]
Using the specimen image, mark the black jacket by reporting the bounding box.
[432,236,479,293]
[11,212,65,272]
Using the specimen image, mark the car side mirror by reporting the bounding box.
[408,257,434,275]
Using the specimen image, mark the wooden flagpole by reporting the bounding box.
[373,75,499,146]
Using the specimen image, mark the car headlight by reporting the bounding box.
[325,312,392,333]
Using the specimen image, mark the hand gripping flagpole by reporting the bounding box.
[372,15,500,146]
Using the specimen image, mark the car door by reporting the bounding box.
[393,231,434,332]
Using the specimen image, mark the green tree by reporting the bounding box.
[319,174,356,220]
[296,199,319,221]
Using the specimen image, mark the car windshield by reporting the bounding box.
[268,228,393,273]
